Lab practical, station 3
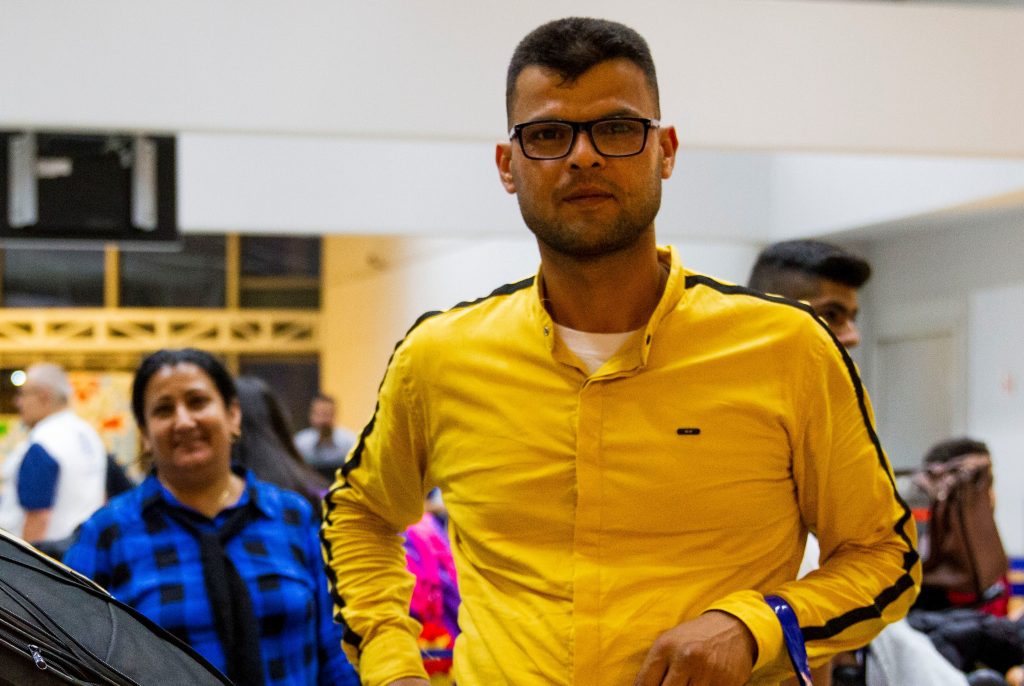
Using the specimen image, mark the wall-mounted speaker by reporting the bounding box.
[1,130,178,249]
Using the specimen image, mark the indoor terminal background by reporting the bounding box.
[1,0,1024,550]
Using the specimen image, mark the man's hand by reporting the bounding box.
[633,611,757,686]
[386,679,431,686]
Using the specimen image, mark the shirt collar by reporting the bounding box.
[530,244,687,367]
[140,466,275,520]
[28,407,75,436]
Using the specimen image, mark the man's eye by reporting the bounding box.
[527,126,567,142]
[819,309,844,325]
[605,122,634,135]
[597,120,642,136]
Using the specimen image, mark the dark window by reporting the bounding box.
[238,357,319,432]
[2,247,105,307]
[120,235,225,307]
[239,236,320,309]
[241,236,320,277]
[0,369,18,414]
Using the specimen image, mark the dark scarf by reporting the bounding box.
[161,497,264,686]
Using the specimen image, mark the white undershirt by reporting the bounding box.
[554,323,640,374]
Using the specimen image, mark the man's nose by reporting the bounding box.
[838,320,861,349]
[566,129,605,169]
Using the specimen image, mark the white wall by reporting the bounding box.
[177,135,519,235]
[3,1,1023,156]
[969,284,1024,557]
[863,215,1024,553]
[177,134,775,241]
[769,154,1024,240]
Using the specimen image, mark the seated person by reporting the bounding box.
[913,437,1009,616]
[65,348,357,686]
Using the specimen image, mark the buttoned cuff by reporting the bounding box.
[703,590,785,676]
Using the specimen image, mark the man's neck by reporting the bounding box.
[26,406,66,430]
[538,236,666,333]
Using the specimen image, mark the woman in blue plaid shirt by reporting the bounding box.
[65,348,358,686]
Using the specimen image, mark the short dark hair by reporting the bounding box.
[923,437,990,466]
[506,17,660,122]
[748,240,872,299]
[131,348,237,430]
[312,393,335,406]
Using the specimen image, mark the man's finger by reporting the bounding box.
[633,650,669,686]
[661,660,694,686]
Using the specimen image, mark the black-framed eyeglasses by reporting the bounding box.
[508,117,660,160]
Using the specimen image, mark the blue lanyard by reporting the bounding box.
[764,595,814,686]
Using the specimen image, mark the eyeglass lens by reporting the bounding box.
[520,119,649,159]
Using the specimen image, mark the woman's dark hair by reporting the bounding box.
[233,375,328,508]
[132,348,237,429]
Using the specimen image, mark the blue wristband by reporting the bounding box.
[765,594,813,686]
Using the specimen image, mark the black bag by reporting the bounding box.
[0,530,233,686]
[913,455,1008,599]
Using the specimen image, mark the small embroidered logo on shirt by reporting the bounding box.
[676,427,701,436]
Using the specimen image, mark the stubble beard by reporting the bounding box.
[517,172,663,261]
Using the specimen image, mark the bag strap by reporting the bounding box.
[765,595,814,686]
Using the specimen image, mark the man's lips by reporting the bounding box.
[562,187,615,203]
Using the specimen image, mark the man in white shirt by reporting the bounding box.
[0,363,106,544]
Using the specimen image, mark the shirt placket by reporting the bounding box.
[572,377,605,684]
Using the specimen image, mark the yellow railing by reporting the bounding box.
[0,308,321,359]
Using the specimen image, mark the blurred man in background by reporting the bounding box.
[294,393,356,481]
[0,363,106,545]
[748,239,870,350]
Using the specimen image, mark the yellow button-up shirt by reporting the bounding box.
[322,246,919,686]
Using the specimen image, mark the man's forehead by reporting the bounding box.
[810,278,859,303]
[509,59,656,121]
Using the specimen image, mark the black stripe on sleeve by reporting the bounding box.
[685,274,919,641]
[339,275,534,480]
[319,275,535,654]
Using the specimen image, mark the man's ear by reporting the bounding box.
[496,143,516,194]
[659,126,679,180]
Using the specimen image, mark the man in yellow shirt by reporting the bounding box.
[322,17,919,686]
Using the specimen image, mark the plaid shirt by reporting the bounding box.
[64,469,357,686]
